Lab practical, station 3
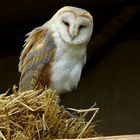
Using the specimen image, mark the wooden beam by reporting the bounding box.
[87,5,140,61]
[56,134,140,140]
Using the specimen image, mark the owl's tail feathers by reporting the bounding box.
[19,65,46,92]
[19,70,33,92]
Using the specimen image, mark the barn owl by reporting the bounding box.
[19,6,93,94]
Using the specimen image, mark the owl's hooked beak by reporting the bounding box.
[71,34,74,40]
[69,24,78,41]
[69,31,77,41]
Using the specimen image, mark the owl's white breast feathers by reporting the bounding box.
[50,29,87,94]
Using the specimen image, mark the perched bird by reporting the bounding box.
[19,6,93,94]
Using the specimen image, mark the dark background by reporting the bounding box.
[0,0,140,136]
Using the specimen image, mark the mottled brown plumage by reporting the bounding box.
[19,27,56,92]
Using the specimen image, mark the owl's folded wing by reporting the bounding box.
[19,26,56,92]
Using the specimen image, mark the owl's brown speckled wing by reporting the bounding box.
[19,26,56,92]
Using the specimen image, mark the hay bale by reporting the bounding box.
[0,86,98,140]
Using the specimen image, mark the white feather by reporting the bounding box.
[50,29,87,94]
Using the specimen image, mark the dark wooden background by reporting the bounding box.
[0,0,140,136]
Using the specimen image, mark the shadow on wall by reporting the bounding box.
[61,40,140,136]
[0,55,20,93]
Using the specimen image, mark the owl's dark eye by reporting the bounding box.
[79,25,86,30]
[63,21,70,27]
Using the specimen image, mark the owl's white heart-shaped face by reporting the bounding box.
[51,6,93,45]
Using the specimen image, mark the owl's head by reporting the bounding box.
[50,6,93,45]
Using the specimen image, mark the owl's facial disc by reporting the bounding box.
[55,11,93,45]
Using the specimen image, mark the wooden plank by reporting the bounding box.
[56,134,140,140]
